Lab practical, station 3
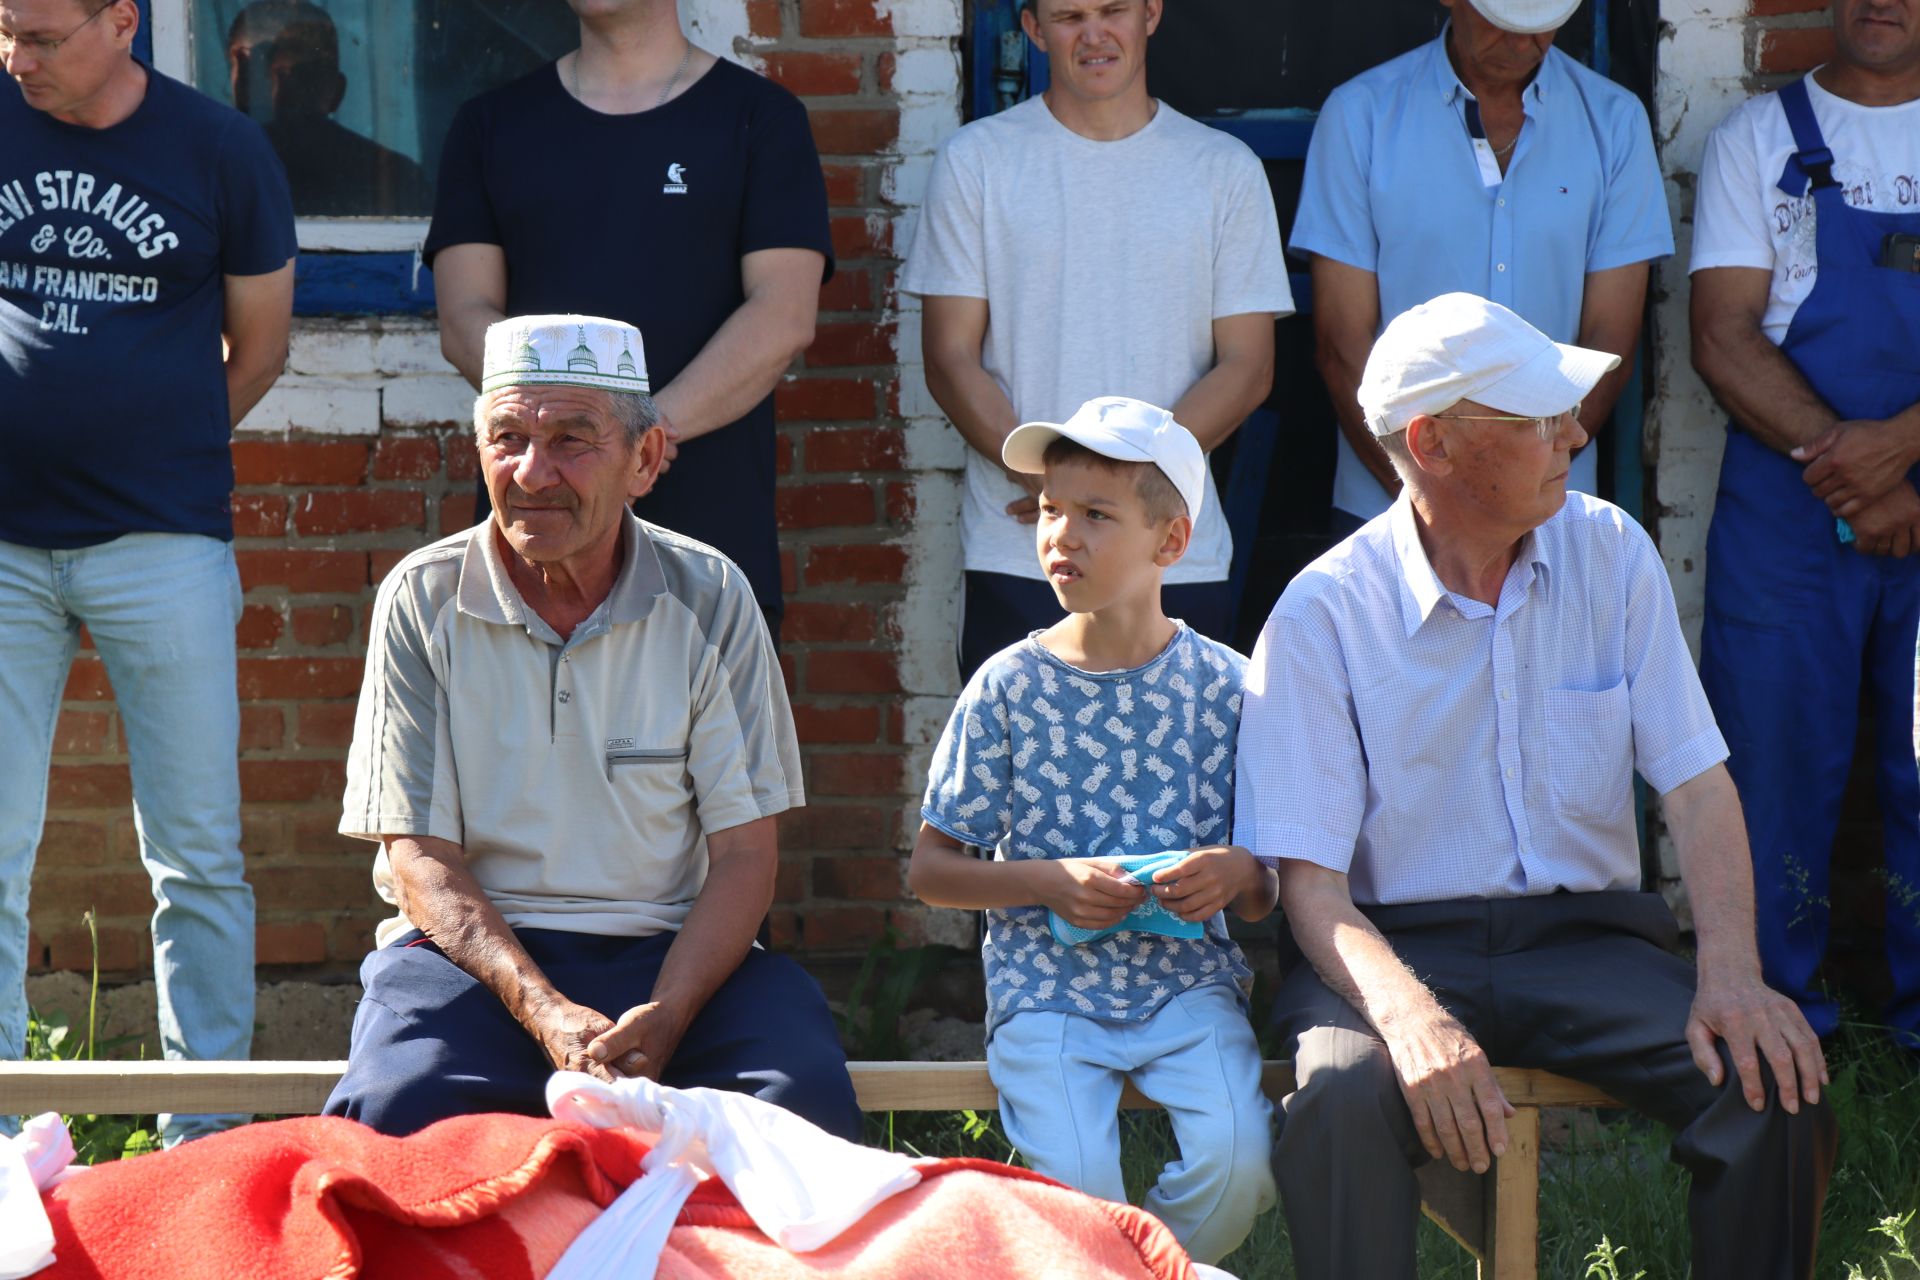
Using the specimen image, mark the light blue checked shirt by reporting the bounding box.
[1235,492,1727,905]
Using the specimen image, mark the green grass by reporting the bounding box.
[867,1021,1920,1279]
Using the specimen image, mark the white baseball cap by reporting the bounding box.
[1358,293,1620,437]
[1002,396,1206,523]
[1469,0,1582,34]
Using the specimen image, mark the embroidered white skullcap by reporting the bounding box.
[481,314,650,396]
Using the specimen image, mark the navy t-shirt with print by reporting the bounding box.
[0,67,296,549]
[425,59,834,618]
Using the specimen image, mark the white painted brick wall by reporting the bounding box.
[1651,0,1753,653]
[1647,0,1753,886]
[241,319,466,438]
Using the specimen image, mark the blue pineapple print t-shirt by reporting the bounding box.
[922,624,1255,1037]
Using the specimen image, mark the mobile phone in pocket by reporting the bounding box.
[1882,232,1920,273]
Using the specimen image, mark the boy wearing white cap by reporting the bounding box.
[909,396,1278,1265]
[1240,294,1832,1279]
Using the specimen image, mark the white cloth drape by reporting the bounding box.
[543,1073,922,1280]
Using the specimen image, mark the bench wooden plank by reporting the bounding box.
[0,1058,1615,1280]
[0,1058,1618,1118]
[1,1060,348,1118]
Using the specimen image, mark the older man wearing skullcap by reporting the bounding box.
[1238,294,1834,1278]
[323,315,860,1139]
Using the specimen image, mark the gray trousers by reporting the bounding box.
[1270,892,1835,1279]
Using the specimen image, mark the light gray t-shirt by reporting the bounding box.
[901,96,1295,584]
[340,512,804,947]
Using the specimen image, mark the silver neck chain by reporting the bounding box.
[568,39,692,112]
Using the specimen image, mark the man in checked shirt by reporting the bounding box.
[1238,293,1834,1280]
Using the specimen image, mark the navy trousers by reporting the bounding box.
[324,929,863,1140]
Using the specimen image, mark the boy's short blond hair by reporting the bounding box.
[1041,436,1190,525]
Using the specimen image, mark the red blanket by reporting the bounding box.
[35,1117,1194,1279]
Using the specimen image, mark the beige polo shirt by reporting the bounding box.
[340,512,803,947]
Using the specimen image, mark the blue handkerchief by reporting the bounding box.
[1048,850,1207,947]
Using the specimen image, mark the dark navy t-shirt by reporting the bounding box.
[0,67,296,549]
[425,58,833,618]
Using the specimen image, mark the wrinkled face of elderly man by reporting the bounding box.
[1392,397,1587,532]
[477,383,663,567]
[1362,292,1618,539]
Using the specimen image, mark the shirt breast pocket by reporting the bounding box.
[1543,680,1632,825]
[605,746,690,782]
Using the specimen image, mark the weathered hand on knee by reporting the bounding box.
[1685,975,1828,1114]
[1382,1010,1514,1174]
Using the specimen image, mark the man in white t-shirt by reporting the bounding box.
[900,0,1294,677]
[1690,0,1920,1049]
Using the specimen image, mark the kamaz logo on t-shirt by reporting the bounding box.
[663,163,688,195]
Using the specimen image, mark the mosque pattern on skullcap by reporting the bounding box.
[480,314,650,395]
[567,326,599,373]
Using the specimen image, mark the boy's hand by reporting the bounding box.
[1150,845,1264,922]
[1040,857,1146,928]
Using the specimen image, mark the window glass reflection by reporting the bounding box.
[192,0,575,218]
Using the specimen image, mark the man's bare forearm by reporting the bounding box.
[647,824,779,1030]
[441,299,505,390]
[1279,862,1446,1034]
[1173,315,1276,451]
[1320,330,1398,494]
[225,345,286,427]
[1692,301,1836,456]
[924,349,1021,466]
[1662,765,1765,984]
[654,295,813,443]
[387,834,567,1030]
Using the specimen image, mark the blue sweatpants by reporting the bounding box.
[324,929,863,1140]
[987,983,1276,1264]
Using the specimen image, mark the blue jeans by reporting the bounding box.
[0,533,254,1143]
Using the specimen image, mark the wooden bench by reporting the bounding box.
[1,1059,1615,1279]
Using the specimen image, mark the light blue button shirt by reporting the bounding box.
[1234,493,1727,906]
[1292,33,1674,518]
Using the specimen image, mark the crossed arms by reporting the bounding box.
[383,816,777,1082]
[1693,266,1920,555]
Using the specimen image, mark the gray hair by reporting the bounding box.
[473,387,660,448]
[1376,428,1415,481]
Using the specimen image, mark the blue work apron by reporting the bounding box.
[1699,76,1920,1041]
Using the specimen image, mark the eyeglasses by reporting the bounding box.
[0,1,113,60]
[1432,403,1583,442]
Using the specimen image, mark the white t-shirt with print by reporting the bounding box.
[900,96,1295,583]
[1690,72,1920,345]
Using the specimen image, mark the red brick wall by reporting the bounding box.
[27,3,941,981]
[1751,0,1834,79]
